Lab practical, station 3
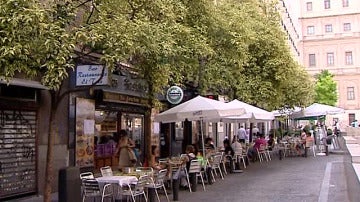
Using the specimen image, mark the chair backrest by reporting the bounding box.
[305,140,314,147]
[212,155,222,166]
[154,169,168,185]
[188,160,202,174]
[136,167,153,176]
[82,179,100,195]
[258,144,266,152]
[80,172,94,180]
[134,175,151,192]
[100,166,113,177]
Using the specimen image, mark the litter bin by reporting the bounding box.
[58,167,81,202]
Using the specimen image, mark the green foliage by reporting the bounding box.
[0,0,77,90]
[314,70,337,106]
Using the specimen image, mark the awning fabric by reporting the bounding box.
[0,77,48,90]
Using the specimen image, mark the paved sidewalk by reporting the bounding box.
[9,138,360,202]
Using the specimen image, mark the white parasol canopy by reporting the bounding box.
[154,95,246,123]
[219,99,275,122]
[154,95,246,155]
[291,103,345,120]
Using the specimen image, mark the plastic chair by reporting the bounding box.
[146,169,170,201]
[82,178,113,202]
[100,166,113,177]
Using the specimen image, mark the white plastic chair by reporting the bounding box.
[187,160,206,191]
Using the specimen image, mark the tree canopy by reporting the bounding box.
[1,0,315,200]
[314,70,337,106]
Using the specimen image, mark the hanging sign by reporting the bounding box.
[166,86,183,105]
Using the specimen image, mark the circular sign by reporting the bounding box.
[166,86,184,105]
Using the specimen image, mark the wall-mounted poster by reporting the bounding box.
[75,98,95,167]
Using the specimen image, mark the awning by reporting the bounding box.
[0,77,48,90]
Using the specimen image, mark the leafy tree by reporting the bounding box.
[314,70,337,106]
[1,0,80,201]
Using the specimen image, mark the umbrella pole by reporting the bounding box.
[200,118,206,157]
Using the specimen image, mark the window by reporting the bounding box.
[347,87,355,100]
[306,2,313,11]
[343,23,351,31]
[327,52,334,66]
[325,24,333,33]
[324,0,331,9]
[345,51,353,65]
[343,0,349,7]
[307,26,315,35]
[309,54,316,67]
[349,113,355,126]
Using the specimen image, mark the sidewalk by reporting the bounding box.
[10,138,358,202]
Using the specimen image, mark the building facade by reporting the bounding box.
[298,0,360,128]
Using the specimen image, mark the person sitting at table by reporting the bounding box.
[179,145,196,188]
[248,133,267,162]
[149,145,167,171]
[223,139,234,173]
[267,134,275,151]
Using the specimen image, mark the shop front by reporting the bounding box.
[70,65,150,170]
[0,79,47,200]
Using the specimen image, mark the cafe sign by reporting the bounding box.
[166,86,183,105]
[76,65,109,86]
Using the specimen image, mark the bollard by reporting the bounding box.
[172,179,180,201]
[304,147,308,158]
[279,149,283,160]
[206,167,213,185]
[189,173,197,192]
[148,187,156,202]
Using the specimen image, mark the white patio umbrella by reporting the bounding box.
[154,95,246,154]
[291,103,345,120]
[220,99,275,122]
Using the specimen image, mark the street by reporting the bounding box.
[177,150,359,202]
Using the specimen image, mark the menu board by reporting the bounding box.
[0,110,37,199]
[75,98,95,167]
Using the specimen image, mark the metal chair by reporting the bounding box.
[210,155,224,180]
[256,144,268,163]
[82,178,113,202]
[100,166,113,177]
[135,167,154,177]
[305,140,316,157]
[146,169,170,201]
[80,172,95,179]
[188,160,206,191]
[123,175,149,202]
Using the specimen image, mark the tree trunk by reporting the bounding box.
[43,104,56,202]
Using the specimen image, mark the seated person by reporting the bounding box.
[180,145,196,188]
[223,139,234,173]
[248,133,267,161]
[232,137,243,153]
[204,137,216,158]
[267,134,275,151]
[149,145,167,171]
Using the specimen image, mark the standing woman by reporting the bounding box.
[114,130,136,171]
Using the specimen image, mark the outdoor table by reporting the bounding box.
[96,175,138,200]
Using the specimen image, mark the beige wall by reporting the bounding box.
[297,0,360,122]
